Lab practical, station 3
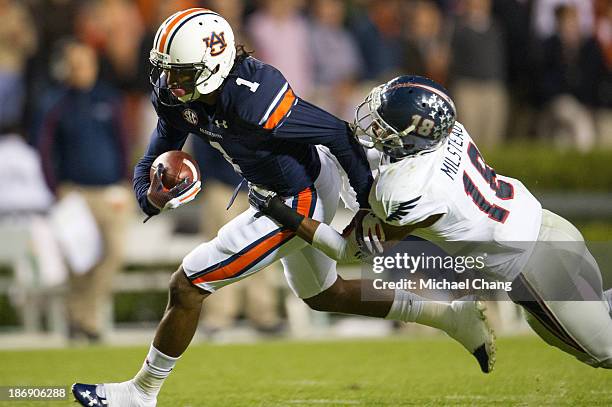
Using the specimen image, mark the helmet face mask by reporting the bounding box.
[149,8,236,106]
[149,51,216,105]
[353,86,421,159]
[353,76,456,160]
[354,86,404,151]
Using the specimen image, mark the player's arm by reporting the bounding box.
[252,193,359,262]
[250,190,439,262]
[271,103,373,209]
[133,116,189,217]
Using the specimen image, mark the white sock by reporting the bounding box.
[385,290,453,331]
[132,344,179,399]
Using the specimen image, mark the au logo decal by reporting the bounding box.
[204,31,227,56]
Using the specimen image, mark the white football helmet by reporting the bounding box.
[150,8,236,105]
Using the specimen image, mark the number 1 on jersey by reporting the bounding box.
[236,78,260,92]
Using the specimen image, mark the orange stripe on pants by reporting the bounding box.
[192,188,313,284]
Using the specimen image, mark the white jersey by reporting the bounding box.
[369,122,542,280]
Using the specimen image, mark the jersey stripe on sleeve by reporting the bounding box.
[258,83,297,130]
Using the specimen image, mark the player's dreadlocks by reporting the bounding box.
[234,44,253,65]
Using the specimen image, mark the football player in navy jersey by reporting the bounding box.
[73,9,493,406]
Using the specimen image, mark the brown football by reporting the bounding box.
[150,150,201,189]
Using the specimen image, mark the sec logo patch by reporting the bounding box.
[182,109,198,125]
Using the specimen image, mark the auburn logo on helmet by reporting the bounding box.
[204,32,227,56]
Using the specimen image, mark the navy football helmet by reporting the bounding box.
[354,75,456,159]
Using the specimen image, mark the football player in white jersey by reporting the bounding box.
[251,75,612,369]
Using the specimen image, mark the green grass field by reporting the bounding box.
[0,336,611,406]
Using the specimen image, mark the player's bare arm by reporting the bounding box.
[251,188,443,261]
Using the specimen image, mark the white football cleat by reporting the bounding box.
[72,381,156,407]
[447,299,496,373]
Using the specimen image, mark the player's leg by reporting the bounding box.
[513,273,612,368]
[152,270,210,356]
[126,269,209,402]
[73,189,318,406]
[512,209,612,368]
[140,189,298,368]
[72,267,209,407]
[281,245,495,373]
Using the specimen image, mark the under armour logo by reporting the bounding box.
[214,119,228,128]
[79,389,107,406]
[80,390,97,406]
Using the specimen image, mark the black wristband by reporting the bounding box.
[264,196,305,231]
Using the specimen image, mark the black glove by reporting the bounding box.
[248,185,305,230]
[248,185,277,216]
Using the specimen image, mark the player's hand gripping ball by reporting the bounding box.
[342,210,386,261]
[147,150,202,212]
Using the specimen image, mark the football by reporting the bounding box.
[150,150,201,189]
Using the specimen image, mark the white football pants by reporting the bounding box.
[182,148,341,299]
[513,209,612,368]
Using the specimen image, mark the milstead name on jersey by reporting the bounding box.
[440,124,465,181]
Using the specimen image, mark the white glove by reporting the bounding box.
[147,163,202,213]
[358,212,386,255]
[163,179,202,211]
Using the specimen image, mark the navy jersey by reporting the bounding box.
[134,56,372,215]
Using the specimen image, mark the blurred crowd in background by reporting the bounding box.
[0,0,611,342]
[0,0,609,149]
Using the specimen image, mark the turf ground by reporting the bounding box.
[0,336,610,407]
